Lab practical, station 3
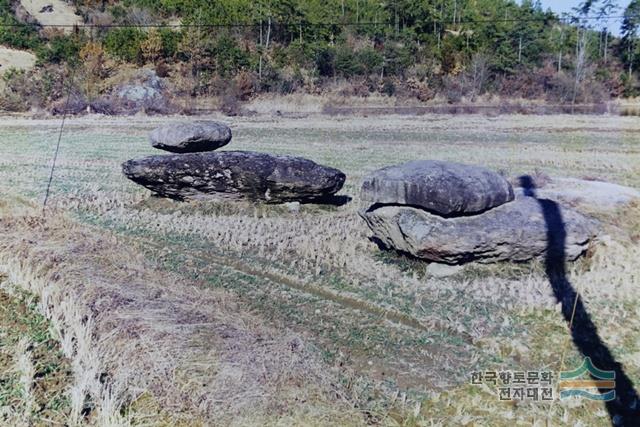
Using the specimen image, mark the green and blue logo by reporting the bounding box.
[559,357,616,401]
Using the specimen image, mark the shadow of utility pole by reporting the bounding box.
[519,176,639,426]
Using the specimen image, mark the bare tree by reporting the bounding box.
[572,28,588,105]
[570,1,598,105]
[126,7,154,26]
[622,0,640,79]
[596,0,618,63]
[470,53,489,96]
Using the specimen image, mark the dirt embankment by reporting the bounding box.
[18,0,82,33]
[0,46,36,72]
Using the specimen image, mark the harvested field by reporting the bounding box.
[0,113,639,424]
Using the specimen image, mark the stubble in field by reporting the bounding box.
[0,113,638,424]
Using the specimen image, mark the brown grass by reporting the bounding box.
[0,201,365,425]
[0,284,72,425]
[0,114,639,424]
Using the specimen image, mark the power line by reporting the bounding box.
[42,66,76,214]
[0,22,377,29]
[0,14,636,30]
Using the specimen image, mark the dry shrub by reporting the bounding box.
[80,42,107,80]
[442,75,464,103]
[39,27,66,40]
[0,84,27,112]
[51,91,88,115]
[338,79,372,97]
[87,96,121,115]
[79,42,108,104]
[85,10,114,29]
[546,70,608,104]
[235,71,256,101]
[154,60,170,78]
[220,91,240,116]
[498,65,554,100]
[217,73,259,116]
[405,77,435,102]
[141,29,163,65]
[125,6,155,26]
[1,66,70,112]
[379,78,396,97]
[545,72,577,103]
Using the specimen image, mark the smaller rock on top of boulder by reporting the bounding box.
[150,121,232,153]
[361,160,514,216]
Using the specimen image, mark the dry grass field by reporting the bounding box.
[0,113,639,425]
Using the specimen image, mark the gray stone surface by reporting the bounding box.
[118,85,162,103]
[361,160,514,216]
[285,201,301,213]
[426,263,465,278]
[515,177,640,211]
[122,151,346,203]
[95,70,174,115]
[360,196,597,264]
[150,122,232,153]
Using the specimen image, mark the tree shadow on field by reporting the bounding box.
[519,176,639,426]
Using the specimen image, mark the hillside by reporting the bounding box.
[0,0,639,114]
[0,45,35,71]
[19,0,82,32]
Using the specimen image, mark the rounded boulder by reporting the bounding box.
[150,122,232,153]
[361,160,514,216]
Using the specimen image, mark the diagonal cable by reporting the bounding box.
[42,65,77,214]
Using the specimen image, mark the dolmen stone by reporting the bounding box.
[150,121,232,153]
[360,197,597,264]
[122,151,346,203]
[361,160,514,216]
[360,161,597,264]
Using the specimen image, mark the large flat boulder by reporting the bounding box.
[150,122,232,153]
[361,160,514,216]
[360,196,597,264]
[122,151,346,203]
